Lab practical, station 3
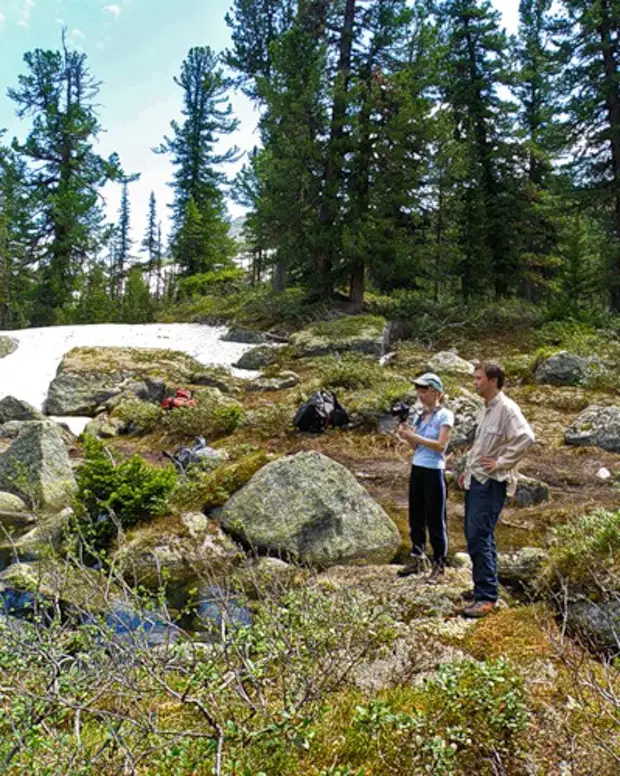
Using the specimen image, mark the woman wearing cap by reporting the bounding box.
[395,372,454,582]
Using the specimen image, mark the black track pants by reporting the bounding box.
[408,464,448,563]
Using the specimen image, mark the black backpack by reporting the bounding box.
[293,390,349,433]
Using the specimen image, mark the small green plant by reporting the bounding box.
[176,267,246,299]
[73,435,177,548]
[346,659,528,775]
[161,402,244,439]
[541,509,620,598]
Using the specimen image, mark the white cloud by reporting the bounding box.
[18,0,35,29]
[71,28,85,39]
[0,12,6,26]
[103,4,121,18]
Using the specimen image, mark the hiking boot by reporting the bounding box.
[426,563,445,585]
[397,556,428,577]
[461,600,496,619]
[460,589,475,601]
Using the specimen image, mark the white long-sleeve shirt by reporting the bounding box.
[464,391,535,496]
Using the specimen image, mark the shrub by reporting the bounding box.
[239,402,296,440]
[541,509,620,599]
[176,267,246,299]
[346,659,528,774]
[73,435,177,548]
[161,402,244,440]
[112,399,164,434]
[318,354,385,390]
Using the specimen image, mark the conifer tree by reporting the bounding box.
[0,137,36,328]
[157,46,238,276]
[8,34,120,324]
[114,176,138,298]
[141,191,158,284]
[513,0,564,300]
[558,0,620,309]
[435,0,521,299]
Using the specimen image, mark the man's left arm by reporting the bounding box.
[495,411,535,471]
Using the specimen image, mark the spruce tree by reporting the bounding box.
[513,0,564,300]
[114,175,138,298]
[0,137,36,328]
[437,0,518,299]
[157,46,238,276]
[141,191,158,284]
[559,0,620,309]
[8,35,120,324]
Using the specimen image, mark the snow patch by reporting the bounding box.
[0,323,261,435]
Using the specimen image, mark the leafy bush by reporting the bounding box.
[176,267,246,299]
[112,399,164,433]
[239,402,297,440]
[541,509,620,599]
[161,402,244,439]
[74,435,177,547]
[346,659,528,775]
[318,354,385,390]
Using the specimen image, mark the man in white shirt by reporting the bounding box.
[457,361,535,618]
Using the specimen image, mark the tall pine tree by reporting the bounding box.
[157,46,238,276]
[8,34,120,324]
[559,0,620,309]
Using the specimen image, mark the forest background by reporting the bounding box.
[0,0,619,330]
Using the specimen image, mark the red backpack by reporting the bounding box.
[161,388,197,410]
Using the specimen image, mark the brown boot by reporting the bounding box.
[461,600,496,619]
[426,562,445,585]
[397,556,428,577]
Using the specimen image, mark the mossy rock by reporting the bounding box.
[220,451,401,567]
[235,345,279,371]
[46,346,205,416]
[112,519,241,587]
[0,336,18,359]
[290,315,388,357]
[0,421,76,510]
[0,560,123,612]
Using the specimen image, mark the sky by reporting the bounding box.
[0,0,519,249]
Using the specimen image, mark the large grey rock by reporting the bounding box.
[508,476,550,507]
[0,421,77,510]
[45,346,204,416]
[445,389,484,451]
[0,396,45,424]
[190,367,242,394]
[290,317,388,358]
[113,520,240,587]
[0,337,18,359]
[535,351,597,386]
[427,351,475,376]
[566,600,620,654]
[245,371,300,392]
[497,548,547,589]
[84,414,127,439]
[220,451,401,567]
[46,372,121,416]
[235,345,278,371]
[1,420,76,449]
[564,405,620,452]
[222,326,267,344]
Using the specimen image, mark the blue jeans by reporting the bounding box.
[464,477,506,602]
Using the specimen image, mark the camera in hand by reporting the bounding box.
[391,400,410,424]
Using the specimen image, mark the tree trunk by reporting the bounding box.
[317,0,356,292]
[599,0,620,310]
[349,262,365,312]
[273,254,287,292]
